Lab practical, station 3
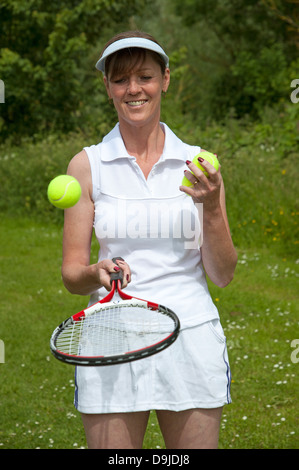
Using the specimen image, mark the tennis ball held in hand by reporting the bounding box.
[47,175,81,209]
[181,151,219,188]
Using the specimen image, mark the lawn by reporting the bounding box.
[0,216,298,449]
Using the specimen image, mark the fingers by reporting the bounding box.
[181,155,220,187]
[188,156,220,181]
[113,257,131,288]
[182,169,199,186]
[98,258,131,291]
[180,157,222,205]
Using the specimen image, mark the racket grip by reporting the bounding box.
[111,257,124,284]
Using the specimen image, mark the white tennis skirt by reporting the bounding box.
[74,319,232,414]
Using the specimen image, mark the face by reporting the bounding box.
[104,53,170,129]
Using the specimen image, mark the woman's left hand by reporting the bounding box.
[180,156,222,211]
[180,154,238,288]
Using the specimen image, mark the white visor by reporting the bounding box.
[95,37,169,74]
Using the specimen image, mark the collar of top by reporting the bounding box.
[100,123,187,163]
[95,37,169,74]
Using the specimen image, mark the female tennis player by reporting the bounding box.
[61,30,238,449]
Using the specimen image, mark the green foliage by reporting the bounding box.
[163,101,299,255]
[0,0,298,252]
[0,132,88,223]
[168,0,298,121]
[0,101,298,255]
[0,1,298,450]
[1,0,298,138]
[0,0,151,140]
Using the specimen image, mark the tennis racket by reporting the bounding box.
[50,257,180,366]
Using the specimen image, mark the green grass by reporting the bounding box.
[209,250,299,449]
[0,216,298,449]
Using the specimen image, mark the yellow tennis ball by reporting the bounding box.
[181,151,220,187]
[47,175,81,209]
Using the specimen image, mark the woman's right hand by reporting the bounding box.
[96,258,131,291]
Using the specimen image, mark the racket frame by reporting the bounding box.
[50,271,180,366]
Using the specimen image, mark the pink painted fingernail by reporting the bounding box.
[126,274,129,281]
[186,160,191,165]
[198,157,204,162]
[114,266,120,271]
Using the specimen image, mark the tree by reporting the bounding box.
[0,0,150,140]
[169,0,298,121]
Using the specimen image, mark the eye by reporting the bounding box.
[112,77,127,84]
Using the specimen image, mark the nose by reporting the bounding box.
[127,77,141,95]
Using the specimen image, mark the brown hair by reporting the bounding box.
[100,31,167,80]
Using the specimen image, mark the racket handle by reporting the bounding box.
[110,257,124,284]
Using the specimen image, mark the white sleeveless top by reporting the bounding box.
[84,122,219,328]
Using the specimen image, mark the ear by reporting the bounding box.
[162,68,170,93]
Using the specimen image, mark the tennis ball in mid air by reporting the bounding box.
[47,175,81,209]
[181,151,220,187]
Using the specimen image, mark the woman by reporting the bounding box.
[61,30,238,449]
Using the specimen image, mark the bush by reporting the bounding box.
[1,101,298,254]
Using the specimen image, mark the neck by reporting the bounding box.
[119,119,165,172]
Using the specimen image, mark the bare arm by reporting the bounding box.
[61,150,130,295]
[200,181,237,287]
[180,157,237,288]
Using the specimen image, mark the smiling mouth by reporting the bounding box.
[126,100,148,107]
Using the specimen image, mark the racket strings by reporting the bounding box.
[55,304,175,358]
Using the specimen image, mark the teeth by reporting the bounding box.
[127,100,146,106]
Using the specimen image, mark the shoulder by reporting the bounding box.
[67,149,90,175]
[161,123,202,159]
[66,150,93,198]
